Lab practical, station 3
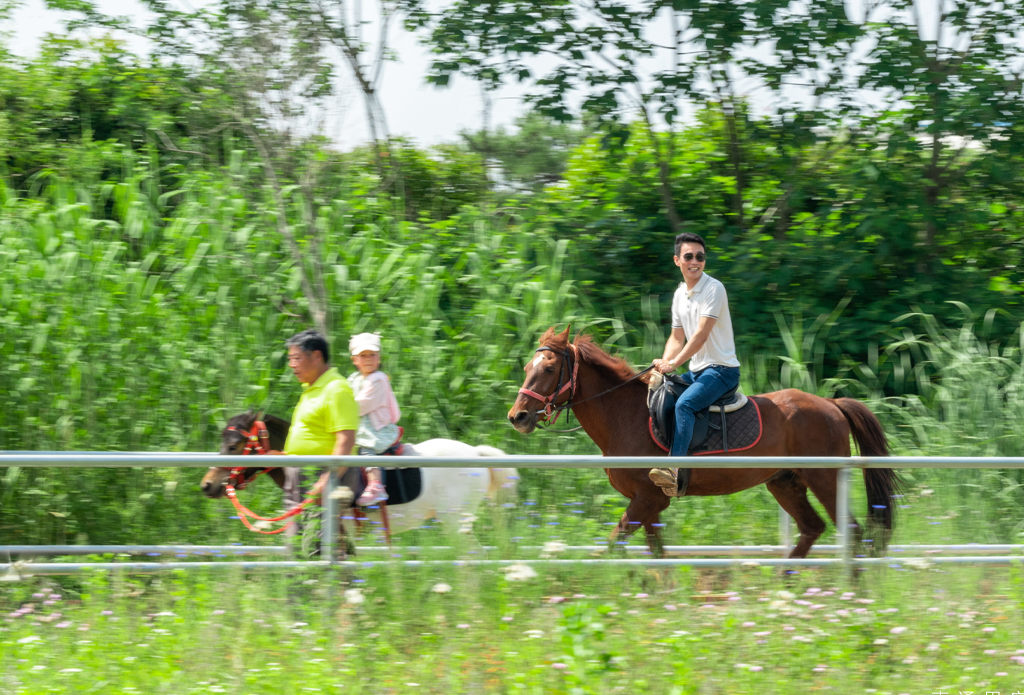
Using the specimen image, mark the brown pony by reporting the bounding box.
[508,327,901,558]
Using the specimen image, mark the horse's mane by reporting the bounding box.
[539,328,638,383]
[224,410,289,432]
[225,410,259,431]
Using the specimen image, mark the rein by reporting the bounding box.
[519,343,657,432]
[221,421,318,535]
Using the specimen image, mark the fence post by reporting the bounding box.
[778,507,792,555]
[322,469,337,564]
[835,466,852,579]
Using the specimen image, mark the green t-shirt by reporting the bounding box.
[283,367,360,456]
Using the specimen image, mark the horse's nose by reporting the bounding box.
[509,411,529,426]
[201,480,212,495]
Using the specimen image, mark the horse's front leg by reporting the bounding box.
[608,493,671,558]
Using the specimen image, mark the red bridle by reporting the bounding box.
[517,344,579,424]
[219,420,316,535]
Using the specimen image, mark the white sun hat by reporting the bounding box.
[349,332,382,355]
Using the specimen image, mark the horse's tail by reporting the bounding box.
[475,445,519,501]
[832,398,902,537]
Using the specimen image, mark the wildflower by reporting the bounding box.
[548,596,566,605]
[502,564,538,582]
[55,622,71,628]
[984,649,997,655]
[749,665,763,672]
[456,624,470,629]
[551,663,567,670]
[540,541,567,558]
[776,591,795,600]
[344,589,365,605]
[874,638,889,645]
[926,642,940,651]
[17,635,41,643]
[996,672,1008,676]
[734,663,750,669]
[812,666,826,672]
[805,588,821,595]
[212,610,225,616]
[983,627,997,633]
[501,616,513,622]
[524,629,544,638]
[431,583,452,594]
[742,622,756,628]
[664,604,677,611]
[100,611,113,616]
[635,593,649,599]
[891,627,907,635]
[754,631,771,637]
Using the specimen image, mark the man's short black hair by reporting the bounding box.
[674,232,707,257]
[286,329,330,363]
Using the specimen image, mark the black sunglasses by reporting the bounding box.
[680,252,706,262]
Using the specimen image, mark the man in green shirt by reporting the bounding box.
[282,329,360,496]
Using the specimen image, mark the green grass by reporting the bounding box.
[3,556,1024,693]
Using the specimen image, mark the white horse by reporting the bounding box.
[201,412,518,537]
[335,438,516,534]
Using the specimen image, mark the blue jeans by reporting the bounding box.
[670,365,741,457]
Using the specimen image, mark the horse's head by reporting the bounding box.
[201,411,284,498]
[508,326,575,433]
[200,465,269,499]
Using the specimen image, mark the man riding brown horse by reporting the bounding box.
[648,232,741,497]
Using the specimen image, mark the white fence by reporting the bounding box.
[2,452,1024,576]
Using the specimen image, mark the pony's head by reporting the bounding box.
[200,411,283,498]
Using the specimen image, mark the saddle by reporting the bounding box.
[648,372,746,454]
[648,372,762,495]
[355,427,422,506]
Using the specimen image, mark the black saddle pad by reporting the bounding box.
[382,467,422,506]
[648,375,754,454]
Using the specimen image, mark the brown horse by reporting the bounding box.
[508,327,901,558]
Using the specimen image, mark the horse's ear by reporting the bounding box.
[560,324,572,341]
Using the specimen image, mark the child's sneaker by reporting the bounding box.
[357,480,388,506]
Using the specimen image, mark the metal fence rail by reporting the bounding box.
[4,453,1024,468]
[3,452,1024,574]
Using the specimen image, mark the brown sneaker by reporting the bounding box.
[648,468,678,497]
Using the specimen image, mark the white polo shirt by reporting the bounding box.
[670,272,741,372]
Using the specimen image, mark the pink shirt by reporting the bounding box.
[348,371,401,430]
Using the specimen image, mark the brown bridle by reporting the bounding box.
[517,344,579,424]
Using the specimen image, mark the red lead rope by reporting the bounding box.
[225,484,317,535]
[222,420,316,535]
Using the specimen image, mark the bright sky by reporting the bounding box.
[4,0,532,148]
[4,0,950,148]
